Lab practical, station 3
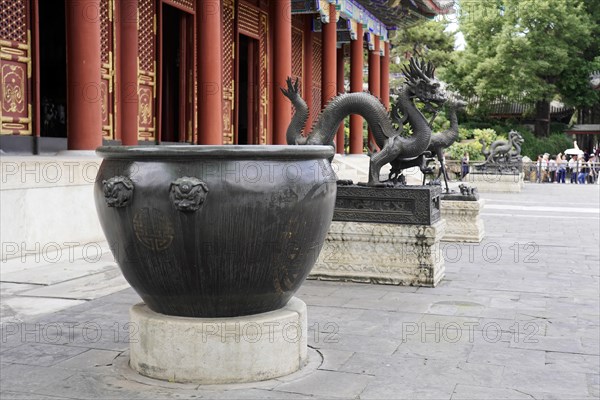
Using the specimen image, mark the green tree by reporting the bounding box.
[390,19,455,79]
[443,0,597,136]
[556,0,600,111]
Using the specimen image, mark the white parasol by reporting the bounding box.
[564,140,584,156]
[564,148,584,156]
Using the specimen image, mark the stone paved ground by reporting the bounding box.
[1,183,598,399]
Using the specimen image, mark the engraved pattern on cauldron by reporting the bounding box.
[132,208,175,251]
[102,176,134,207]
[169,177,209,212]
[268,187,298,208]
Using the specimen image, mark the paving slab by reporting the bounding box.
[500,366,591,397]
[274,369,374,398]
[19,268,130,300]
[360,376,455,400]
[1,343,89,367]
[0,296,86,324]
[54,349,123,370]
[1,261,118,285]
[451,384,539,400]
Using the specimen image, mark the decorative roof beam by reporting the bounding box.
[291,0,334,23]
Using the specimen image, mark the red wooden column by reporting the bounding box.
[336,46,345,154]
[367,35,381,149]
[321,5,337,107]
[368,36,381,99]
[349,24,364,154]
[66,0,103,150]
[120,0,139,145]
[380,41,390,111]
[303,15,314,130]
[272,0,292,144]
[197,0,223,144]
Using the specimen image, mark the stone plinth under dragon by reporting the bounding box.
[466,171,525,193]
[310,220,446,287]
[439,184,485,242]
[469,130,525,192]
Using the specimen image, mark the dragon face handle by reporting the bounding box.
[103,176,134,208]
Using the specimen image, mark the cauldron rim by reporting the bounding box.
[96,145,334,160]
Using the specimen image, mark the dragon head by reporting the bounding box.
[508,130,524,145]
[402,57,448,107]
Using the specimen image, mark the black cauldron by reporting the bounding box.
[94,145,336,317]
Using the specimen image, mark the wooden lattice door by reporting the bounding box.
[100,0,115,139]
[222,0,235,144]
[311,35,322,124]
[138,0,157,141]
[0,0,32,136]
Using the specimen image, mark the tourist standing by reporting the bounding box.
[548,155,557,183]
[578,156,588,184]
[569,155,578,183]
[536,155,543,183]
[556,154,567,183]
[461,152,469,180]
[587,154,597,184]
[541,153,549,183]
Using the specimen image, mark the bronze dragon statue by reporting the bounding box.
[480,130,524,164]
[475,130,525,174]
[281,57,448,186]
[387,96,466,192]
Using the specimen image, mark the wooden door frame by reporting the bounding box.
[235,33,260,145]
[157,0,194,143]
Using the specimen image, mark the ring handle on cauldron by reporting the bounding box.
[169,177,209,212]
[102,176,134,208]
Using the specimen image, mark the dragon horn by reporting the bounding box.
[402,63,417,84]
[426,61,436,78]
[411,57,429,81]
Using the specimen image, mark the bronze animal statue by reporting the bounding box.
[388,96,466,191]
[480,130,524,164]
[281,57,448,186]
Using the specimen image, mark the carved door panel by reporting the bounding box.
[258,10,267,144]
[0,0,32,135]
[222,0,235,144]
[138,0,157,141]
[311,36,322,125]
[291,26,303,96]
[100,0,115,139]
[291,24,303,123]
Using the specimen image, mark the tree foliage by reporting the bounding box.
[442,0,599,135]
[390,20,455,77]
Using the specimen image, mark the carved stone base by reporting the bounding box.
[466,172,524,193]
[310,220,446,287]
[441,199,485,243]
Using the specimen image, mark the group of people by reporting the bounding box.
[535,152,599,184]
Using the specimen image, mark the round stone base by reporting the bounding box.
[129,297,308,384]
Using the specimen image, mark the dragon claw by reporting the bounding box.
[281,76,300,100]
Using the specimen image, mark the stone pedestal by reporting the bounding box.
[130,297,307,384]
[466,172,524,192]
[441,199,485,243]
[310,220,446,287]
